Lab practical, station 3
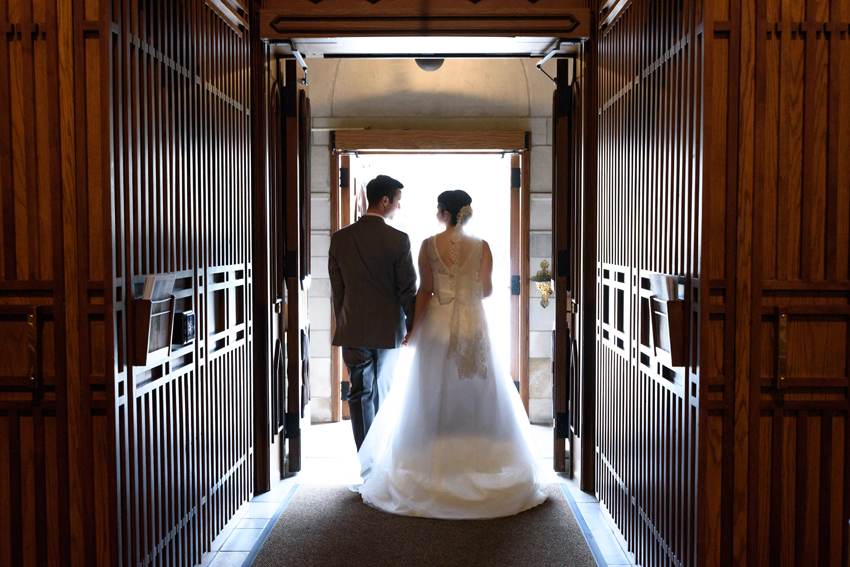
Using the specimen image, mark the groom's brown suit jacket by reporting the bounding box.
[328,215,417,349]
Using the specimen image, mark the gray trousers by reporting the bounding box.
[342,347,399,451]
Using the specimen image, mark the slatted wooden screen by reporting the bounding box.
[0,0,115,563]
[705,0,850,564]
[108,0,254,565]
[593,1,705,565]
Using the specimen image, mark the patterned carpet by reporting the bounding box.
[251,483,597,567]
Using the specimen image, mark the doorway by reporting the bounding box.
[327,130,533,429]
[351,153,513,373]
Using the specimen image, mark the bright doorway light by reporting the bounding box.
[352,154,512,372]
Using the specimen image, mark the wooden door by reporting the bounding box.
[282,59,311,473]
[331,160,365,422]
[552,59,588,478]
[0,0,108,562]
[704,0,850,563]
[267,65,287,479]
[552,60,581,474]
[509,154,531,412]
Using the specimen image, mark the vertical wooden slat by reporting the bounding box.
[581,3,598,495]
[0,0,14,279]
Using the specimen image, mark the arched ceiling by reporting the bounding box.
[307,58,560,118]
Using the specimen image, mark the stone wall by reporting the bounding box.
[306,58,559,424]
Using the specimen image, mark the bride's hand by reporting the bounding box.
[402,331,412,346]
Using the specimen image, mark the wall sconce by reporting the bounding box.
[530,260,553,308]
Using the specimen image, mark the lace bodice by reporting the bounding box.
[427,234,484,302]
[425,233,489,379]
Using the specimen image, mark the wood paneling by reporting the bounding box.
[258,0,592,40]
[107,0,254,565]
[592,0,705,565]
[333,130,528,153]
[0,0,112,562]
[705,0,850,564]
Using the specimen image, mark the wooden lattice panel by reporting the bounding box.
[593,0,706,565]
[107,0,254,565]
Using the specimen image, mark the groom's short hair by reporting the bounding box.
[366,175,404,207]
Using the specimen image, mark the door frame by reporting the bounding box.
[328,129,532,420]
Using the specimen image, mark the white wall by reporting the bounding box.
[307,57,559,424]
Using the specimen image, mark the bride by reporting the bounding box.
[355,189,552,519]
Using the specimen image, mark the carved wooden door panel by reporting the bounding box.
[0,3,71,558]
[553,60,584,475]
[282,59,310,473]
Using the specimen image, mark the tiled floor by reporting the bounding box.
[200,421,635,567]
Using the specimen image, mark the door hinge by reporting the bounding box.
[284,251,297,278]
[511,167,521,188]
[556,411,569,439]
[558,249,569,278]
[510,275,520,295]
[284,412,300,439]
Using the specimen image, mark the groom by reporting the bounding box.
[328,175,417,451]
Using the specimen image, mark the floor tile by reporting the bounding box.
[243,502,281,519]
[250,481,295,502]
[563,478,599,503]
[576,502,631,564]
[209,526,234,552]
[208,551,250,567]
[236,518,269,529]
[220,528,264,552]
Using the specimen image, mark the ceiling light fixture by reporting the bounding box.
[415,58,444,72]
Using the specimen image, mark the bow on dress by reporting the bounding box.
[434,273,475,305]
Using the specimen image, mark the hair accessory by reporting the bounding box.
[456,205,473,225]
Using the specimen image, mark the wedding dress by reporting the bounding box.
[356,231,551,519]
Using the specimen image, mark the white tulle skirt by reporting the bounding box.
[356,296,552,519]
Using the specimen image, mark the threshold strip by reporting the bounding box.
[241,484,301,567]
[560,482,608,567]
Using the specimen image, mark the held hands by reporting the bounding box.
[402,330,413,346]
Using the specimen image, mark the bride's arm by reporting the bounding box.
[403,240,433,345]
[481,241,494,298]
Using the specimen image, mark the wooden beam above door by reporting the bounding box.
[333,130,528,152]
[259,0,591,40]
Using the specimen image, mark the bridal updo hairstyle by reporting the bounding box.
[437,190,473,226]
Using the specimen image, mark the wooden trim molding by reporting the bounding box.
[259,1,591,40]
[334,130,528,152]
